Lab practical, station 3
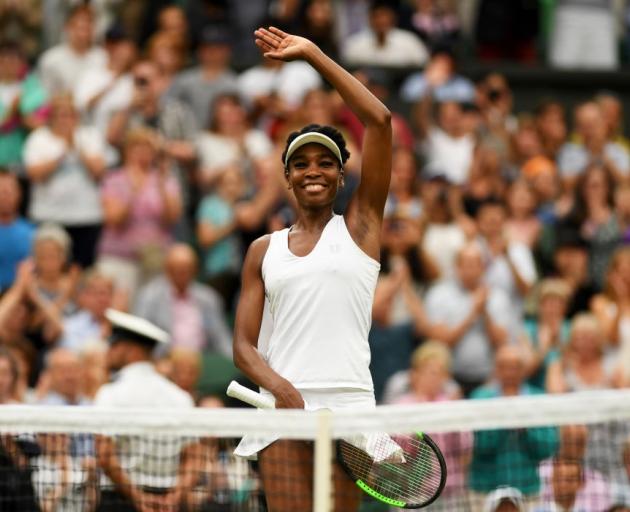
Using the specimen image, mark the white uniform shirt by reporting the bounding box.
[94,362,194,488]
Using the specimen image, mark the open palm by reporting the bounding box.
[254,26,314,62]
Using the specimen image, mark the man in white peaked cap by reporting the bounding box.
[94,309,198,512]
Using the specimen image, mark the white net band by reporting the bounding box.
[1,389,629,438]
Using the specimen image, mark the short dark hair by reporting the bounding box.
[0,41,23,57]
[369,0,398,13]
[281,124,350,169]
[534,98,564,118]
[66,4,93,22]
[475,197,507,217]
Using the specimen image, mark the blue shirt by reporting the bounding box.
[197,195,242,277]
[59,310,102,353]
[0,217,34,290]
[400,73,476,103]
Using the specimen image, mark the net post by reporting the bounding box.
[313,408,333,512]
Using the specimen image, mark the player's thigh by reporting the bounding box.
[333,459,362,512]
[259,440,314,512]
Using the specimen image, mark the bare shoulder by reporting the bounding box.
[244,234,272,269]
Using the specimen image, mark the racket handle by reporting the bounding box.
[226,380,276,409]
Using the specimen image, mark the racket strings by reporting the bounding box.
[339,434,444,506]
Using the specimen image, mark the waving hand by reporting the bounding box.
[254,26,315,62]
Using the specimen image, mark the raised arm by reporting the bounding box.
[254,27,392,259]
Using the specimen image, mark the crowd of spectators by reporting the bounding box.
[2,0,630,511]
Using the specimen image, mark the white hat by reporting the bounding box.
[284,131,343,168]
[105,309,169,346]
[484,487,524,512]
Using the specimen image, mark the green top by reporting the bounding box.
[469,383,559,495]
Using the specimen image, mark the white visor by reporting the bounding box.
[284,132,343,168]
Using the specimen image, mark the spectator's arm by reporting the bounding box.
[107,109,131,148]
[26,155,63,183]
[426,313,477,348]
[95,436,144,503]
[28,287,63,343]
[80,152,106,181]
[401,282,432,337]
[168,442,204,507]
[197,219,237,249]
[590,294,621,345]
[482,309,508,348]
[164,140,196,165]
[39,456,72,512]
[417,244,441,283]
[4,261,62,343]
[504,249,534,297]
[81,457,99,512]
[523,426,559,461]
[157,172,182,227]
[0,282,26,339]
[545,360,567,394]
[82,80,117,113]
[234,184,281,231]
[603,150,630,185]
[102,195,131,228]
[372,275,399,326]
[411,92,434,140]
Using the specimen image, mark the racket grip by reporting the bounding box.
[226,380,276,409]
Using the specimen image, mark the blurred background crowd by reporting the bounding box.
[2,0,630,408]
[2,0,630,511]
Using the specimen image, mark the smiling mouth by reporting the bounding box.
[303,183,327,192]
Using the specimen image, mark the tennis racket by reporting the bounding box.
[226,380,447,509]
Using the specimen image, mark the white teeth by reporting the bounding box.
[305,184,325,191]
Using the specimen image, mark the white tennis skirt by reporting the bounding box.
[233,387,376,459]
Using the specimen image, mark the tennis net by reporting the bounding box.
[1,389,629,512]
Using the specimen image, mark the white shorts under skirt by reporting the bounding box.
[233,387,375,459]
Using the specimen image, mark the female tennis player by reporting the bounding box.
[233,26,392,511]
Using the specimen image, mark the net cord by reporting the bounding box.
[0,389,629,438]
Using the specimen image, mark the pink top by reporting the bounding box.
[171,291,205,351]
[98,169,179,260]
[539,460,611,512]
[394,392,473,496]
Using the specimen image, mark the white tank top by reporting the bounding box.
[261,214,380,390]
